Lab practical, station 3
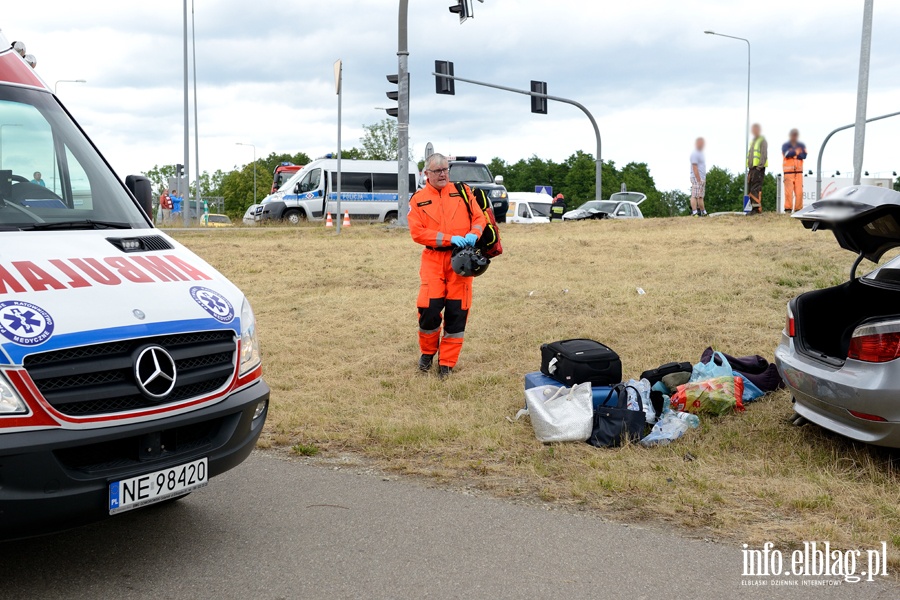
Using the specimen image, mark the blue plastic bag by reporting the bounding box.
[734,371,765,402]
[690,351,732,383]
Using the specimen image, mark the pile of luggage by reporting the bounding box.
[515,339,783,447]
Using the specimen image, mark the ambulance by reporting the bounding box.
[0,33,269,539]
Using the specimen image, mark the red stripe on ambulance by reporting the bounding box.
[0,255,211,294]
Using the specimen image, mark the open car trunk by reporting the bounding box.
[795,278,900,363]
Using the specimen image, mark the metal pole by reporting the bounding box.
[432,72,602,200]
[853,0,874,186]
[335,60,343,234]
[704,32,751,202]
[252,145,256,206]
[397,0,410,227]
[816,110,900,200]
[182,0,191,227]
[191,0,201,222]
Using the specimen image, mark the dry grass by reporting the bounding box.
[172,215,900,559]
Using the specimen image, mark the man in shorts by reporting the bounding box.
[690,137,707,217]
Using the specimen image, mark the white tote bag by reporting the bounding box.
[516,382,593,443]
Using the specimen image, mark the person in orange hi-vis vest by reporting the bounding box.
[408,153,487,379]
[781,129,808,213]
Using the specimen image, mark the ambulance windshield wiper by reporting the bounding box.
[22,219,133,231]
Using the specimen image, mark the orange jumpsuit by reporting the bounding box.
[409,182,487,368]
[782,141,807,211]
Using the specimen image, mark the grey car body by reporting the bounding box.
[561,192,647,221]
[775,185,900,447]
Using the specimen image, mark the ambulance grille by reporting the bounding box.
[23,330,236,417]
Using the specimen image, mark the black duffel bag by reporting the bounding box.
[540,339,622,386]
[587,384,647,448]
[639,361,693,386]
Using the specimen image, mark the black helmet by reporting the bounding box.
[451,246,490,277]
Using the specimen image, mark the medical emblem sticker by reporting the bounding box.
[189,286,234,323]
[0,300,54,346]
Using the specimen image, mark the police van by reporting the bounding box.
[257,157,419,224]
[0,33,269,539]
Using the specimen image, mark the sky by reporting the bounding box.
[3,0,900,194]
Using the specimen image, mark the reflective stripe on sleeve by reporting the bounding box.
[436,232,444,247]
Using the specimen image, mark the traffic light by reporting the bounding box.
[448,0,473,23]
[385,74,399,118]
[530,81,547,114]
[175,164,184,178]
[435,61,455,95]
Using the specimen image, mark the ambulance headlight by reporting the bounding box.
[239,298,261,376]
[0,372,28,415]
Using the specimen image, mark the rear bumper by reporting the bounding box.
[0,379,269,540]
[775,333,900,447]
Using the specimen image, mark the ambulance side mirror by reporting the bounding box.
[125,175,153,219]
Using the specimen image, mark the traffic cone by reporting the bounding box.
[342,210,351,228]
[325,212,333,227]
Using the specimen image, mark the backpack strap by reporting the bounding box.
[454,182,474,226]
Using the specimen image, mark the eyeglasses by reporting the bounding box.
[427,168,449,175]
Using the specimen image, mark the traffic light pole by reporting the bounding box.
[433,71,603,200]
[397,0,410,226]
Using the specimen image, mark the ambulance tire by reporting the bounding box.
[283,209,305,225]
[384,211,398,224]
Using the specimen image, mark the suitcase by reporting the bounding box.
[540,339,622,387]
[639,361,693,386]
[524,372,619,410]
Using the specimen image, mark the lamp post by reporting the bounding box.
[0,124,22,169]
[53,79,86,95]
[704,30,751,205]
[236,142,257,206]
[52,80,85,191]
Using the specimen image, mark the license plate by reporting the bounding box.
[108,457,208,514]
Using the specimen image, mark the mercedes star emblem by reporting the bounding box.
[134,345,177,399]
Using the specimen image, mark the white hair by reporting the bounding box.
[425,153,449,171]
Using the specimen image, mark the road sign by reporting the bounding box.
[535,185,553,196]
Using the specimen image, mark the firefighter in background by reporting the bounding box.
[782,129,807,213]
[550,194,567,221]
[746,123,768,214]
[409,153,487,379]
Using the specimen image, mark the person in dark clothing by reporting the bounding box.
[550,194,566,221]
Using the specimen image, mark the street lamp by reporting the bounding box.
[705,30,751,205]
[53,79,86,94]
[236,142,257,205]
[0,124,22,169]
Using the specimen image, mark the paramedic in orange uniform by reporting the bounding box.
[781,129,807,213]
[409,153,487,378]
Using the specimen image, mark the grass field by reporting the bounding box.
[172,214,900,560]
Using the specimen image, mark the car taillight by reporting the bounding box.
[847,409,888,422]
[848,319,900,363]
[786,304,795,337]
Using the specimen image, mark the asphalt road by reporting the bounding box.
[5,453,896,600]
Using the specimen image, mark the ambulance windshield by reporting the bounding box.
[0,85,149,230]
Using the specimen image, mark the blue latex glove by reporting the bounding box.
[465,233,478,247]
[451,235,467,248]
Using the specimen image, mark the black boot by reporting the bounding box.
[418,354,435,372]
[439,365,453,379]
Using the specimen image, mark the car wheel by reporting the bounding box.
[384,211,398,224]
[283,209,304,225]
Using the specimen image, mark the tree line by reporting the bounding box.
[144,119,786,218]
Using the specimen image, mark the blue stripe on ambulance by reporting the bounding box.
[0,317,240,365]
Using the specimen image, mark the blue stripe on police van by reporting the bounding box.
[0,317,241,365]
[282,193,399,203]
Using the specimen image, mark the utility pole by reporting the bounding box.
[852,0,874,186]
[182,0,191,226]
[396,0,410,227]
[334,59,343,234]
[191,0,201,222]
